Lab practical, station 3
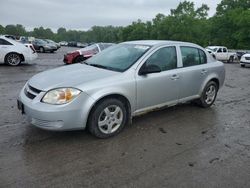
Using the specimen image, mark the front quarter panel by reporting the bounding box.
[80,69,137,113]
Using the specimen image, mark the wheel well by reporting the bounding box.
[4,52,24,63]
[210,78,220,88]
[86,94,131,128]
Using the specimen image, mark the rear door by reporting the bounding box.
[177,46,209,101]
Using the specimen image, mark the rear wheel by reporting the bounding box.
[228,56,234,63]
[88,98,127,138]
[196,81,218,108]
[5,53,21,66]
[39,47,45,53]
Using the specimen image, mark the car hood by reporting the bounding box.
[28,64,119,91]
[243,53,250,58]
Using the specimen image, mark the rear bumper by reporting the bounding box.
[24,53,38,62]
[63,52,80,64]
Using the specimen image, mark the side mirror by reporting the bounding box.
[139,64,161,75]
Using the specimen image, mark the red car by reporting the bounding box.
[63,43,113,64]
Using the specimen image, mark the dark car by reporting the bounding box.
[67,41,78,47]
[63,43,114,64]
[32,39,57,53]
[44,39,60,49]
[236,51,246,60]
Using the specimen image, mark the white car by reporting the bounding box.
[240,53,250,67]
[0,36,37,66]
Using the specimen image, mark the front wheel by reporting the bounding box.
[88,98,127,138]
[196,81,218,108]
[5,53,21,66]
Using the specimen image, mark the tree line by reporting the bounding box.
[0,0,249,49]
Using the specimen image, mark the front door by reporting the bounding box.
[136,46,180,111]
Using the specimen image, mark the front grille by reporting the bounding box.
[24,84,42,100]
[245,57,250,60]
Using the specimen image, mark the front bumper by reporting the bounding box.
[18,85,95,131]
[240,61,250,64]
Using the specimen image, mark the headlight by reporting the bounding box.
[42,88,81,105]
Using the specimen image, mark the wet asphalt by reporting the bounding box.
[0,47,250,188]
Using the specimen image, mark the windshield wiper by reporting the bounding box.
[82,62,121,72]
[88,64,111,70]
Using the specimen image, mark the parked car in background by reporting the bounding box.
[18,36,35,44]
[67,41,77,47]
[77,42,88,48]
[18,40,225,138]
[206,46,236,63]
[31,39,57,53]
[44,39,60,49]
[59,41,68,46]
[240,53,250,67]
[236,51,246,60]
[0,36,37,66]
[63,43,114,64]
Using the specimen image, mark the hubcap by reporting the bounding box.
[7,54,20,65]
[98,105,123,134]
[205,85,216,104]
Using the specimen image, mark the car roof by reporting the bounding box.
[123,40,201,48]
[207,46,226,48]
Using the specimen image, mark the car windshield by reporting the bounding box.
[81,44,98,51]
[84,43,151,72]
[37,39,47,45]
[207,47,217,52]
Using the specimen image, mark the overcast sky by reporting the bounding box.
[0,0,222,31]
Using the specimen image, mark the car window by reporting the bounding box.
[223,48,227,52]
[217,48,222,53]
[144,46,177,71]
[99,44,105,51]
[181,47,207,67]
[199,49,207,64]
[0,39,13,45]
[83,44,99,53]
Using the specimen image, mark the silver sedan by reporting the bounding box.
[18,40,225,138]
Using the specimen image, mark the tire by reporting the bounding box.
[88,98,128,138]
[227,56,234,63]
[241,64,245,67]
[5,53,22,66]
[196,81,218,108]
[39,47,45,53]
[73,56,84,63]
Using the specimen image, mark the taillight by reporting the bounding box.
[29,45,36,53]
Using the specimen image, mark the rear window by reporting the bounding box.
[180,47,207,67]
[0,39,13,45]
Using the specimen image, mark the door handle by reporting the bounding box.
[171,74,179,80]
[201,69,207,75]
